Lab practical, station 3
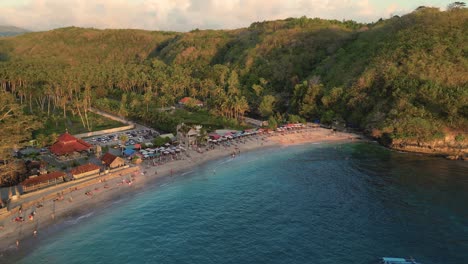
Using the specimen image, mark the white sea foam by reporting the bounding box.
[218,159,231,165]
[65,212,94,225]
[181,170,194,176]
[112,199,124,205]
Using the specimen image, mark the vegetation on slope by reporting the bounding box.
[0,6,466,168]
[313,7,467,144]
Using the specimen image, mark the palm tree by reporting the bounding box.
[143,86,153,113]
[177,123,192,147]
[36,134,48,148]
[196,128,208,146]
[118,134,129,154]
[237,96,250,120]
[119,134,129,145]
[49,133,59,145]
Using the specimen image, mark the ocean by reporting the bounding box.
[10,142,468,264]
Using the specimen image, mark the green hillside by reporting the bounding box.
[0,7,467,156]
[313,8,468,140]
[0,25,30,37]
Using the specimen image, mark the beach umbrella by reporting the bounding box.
[164,143,171,147]
[163,151,170,155]
[124,149,135,156]
[209,133,221,140]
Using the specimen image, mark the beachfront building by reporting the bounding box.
[177,123,203,147]
[100,152,125,169]
[21,171,66,193]
[49,131,92,159]
[178,97,204,108]
[159,133,176,142]
[243,117,268,127]
[71,163,100,179]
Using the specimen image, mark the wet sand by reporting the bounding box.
[269,128,359,145]
[0,127,360,257]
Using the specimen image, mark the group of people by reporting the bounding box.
[12,208,39,248]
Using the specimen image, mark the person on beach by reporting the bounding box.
[33,230,37,237]
[16,239,19,248]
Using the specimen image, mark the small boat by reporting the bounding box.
[381,257,420,264]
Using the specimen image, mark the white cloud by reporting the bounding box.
[0,0,409,31]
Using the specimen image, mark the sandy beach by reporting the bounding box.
[0,127,360,257]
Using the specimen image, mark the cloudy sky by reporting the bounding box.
[0,0,451,31]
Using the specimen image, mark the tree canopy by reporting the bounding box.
[0,8,466,162]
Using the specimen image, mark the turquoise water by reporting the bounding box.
[10,142,468,263]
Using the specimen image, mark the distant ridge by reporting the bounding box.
[0,25,30,37]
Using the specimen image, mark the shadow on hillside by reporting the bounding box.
[0,52,9,62]
[210,27,354,66]
[208,27,355,95]
[146,35,181,63]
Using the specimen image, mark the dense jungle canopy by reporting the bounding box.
[0,7,467,164]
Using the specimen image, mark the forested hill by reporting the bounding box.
[0,7,467,156]
[0,25,30,37]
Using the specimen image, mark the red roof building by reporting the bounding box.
[21,171,66,193]
[71,163,100,179]
[178,97,203,107]
[100,153,125,169]
[50,132,92,156]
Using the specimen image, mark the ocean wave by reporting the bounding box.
[181,170,194,176]
[65,212,94,225]
[112,199,124,205]
[218,159,232,165]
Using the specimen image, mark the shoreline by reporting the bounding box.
[0,127,361,260]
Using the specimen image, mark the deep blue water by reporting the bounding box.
[11,142,468,264]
